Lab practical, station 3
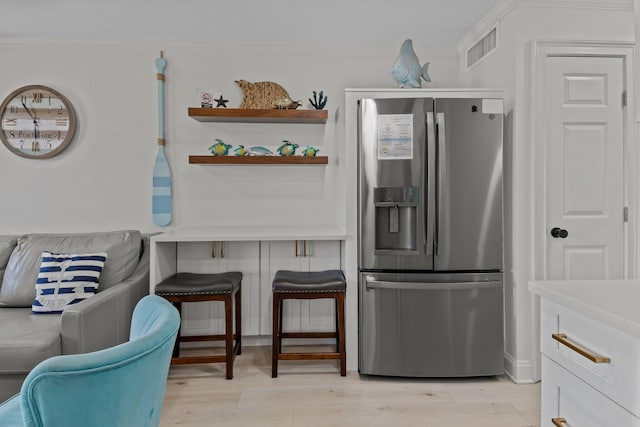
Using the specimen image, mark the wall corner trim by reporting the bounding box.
[504,352,538,384]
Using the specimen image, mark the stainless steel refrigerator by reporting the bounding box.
[358,95,504,377]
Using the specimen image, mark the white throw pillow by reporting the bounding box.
[32,252,107,314]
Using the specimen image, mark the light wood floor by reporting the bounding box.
[160,346,540,427]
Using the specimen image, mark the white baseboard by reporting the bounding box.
[183,340,538,381]
[504,352,538,384]
[181,336,335,348]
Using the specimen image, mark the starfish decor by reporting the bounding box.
[215,95,229,108]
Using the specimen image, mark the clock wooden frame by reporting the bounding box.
[0,85,77,159]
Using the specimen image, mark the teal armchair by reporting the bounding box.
[0,295,179,427]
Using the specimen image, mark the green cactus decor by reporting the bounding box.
[309,90,327,110]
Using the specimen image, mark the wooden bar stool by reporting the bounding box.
[271,269,346,378]
[155,272,242,379]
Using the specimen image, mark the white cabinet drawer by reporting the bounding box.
[541,299,640,417]
[542,355,640,427]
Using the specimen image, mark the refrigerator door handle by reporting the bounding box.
[435,112,446,256]
[365,279,502,291]
[426,112,436,256]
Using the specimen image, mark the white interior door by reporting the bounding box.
[545,55,625,280]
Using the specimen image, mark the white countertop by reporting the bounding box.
[529,279,640,339]
[151,224,346,242]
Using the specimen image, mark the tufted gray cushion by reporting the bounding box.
[272,270,346,293]
[0,230,141,307]
[155,272,242,296]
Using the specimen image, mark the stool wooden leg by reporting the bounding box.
[337,292,346,377]
[334,296,340,350]
[272,293,281,378]
[278,297,284,352]
[224,294,233,380]
[235,286,242,355]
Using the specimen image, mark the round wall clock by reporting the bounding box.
[0,85,77,159]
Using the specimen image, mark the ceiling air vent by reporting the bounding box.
[466,27,497,69]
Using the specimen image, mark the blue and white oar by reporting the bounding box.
[152,51,172,226]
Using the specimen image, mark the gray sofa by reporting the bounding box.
[0,230,150,400]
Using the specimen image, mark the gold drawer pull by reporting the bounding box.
[552,418,567,427]
[211,241,225,258]
[552,333,611,363]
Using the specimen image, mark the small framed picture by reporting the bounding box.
[199,89,214,108]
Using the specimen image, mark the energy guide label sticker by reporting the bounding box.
[377,114,413,160]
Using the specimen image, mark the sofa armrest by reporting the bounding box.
[60,237,150,354]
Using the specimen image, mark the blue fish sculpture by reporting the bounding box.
[391,39,431,88]
[249,146,273,156]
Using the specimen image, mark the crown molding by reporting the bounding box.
[518,0,632,10]
[0,38,458,59]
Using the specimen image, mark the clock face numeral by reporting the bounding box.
[12,130,31,138]
[3,119,16,126]
[9,105,18,115]
[32,92,43,103]
[55,118,68,127]
[40,132,59,140]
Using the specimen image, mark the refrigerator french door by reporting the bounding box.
[358,96,504,377]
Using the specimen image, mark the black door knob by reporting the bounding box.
[550,227,568,238]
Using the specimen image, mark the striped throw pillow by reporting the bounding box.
[32,252,108,314]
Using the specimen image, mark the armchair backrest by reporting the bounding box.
[19,295,179,427]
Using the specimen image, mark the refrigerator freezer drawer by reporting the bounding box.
[359,272,504,377]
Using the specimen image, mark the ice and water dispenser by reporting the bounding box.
[373,187,418,255]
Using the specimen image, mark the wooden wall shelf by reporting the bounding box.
[189,156,329,165]
[188,108,328,124]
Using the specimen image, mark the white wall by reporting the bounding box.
[3,2,634,380]
[0,41,459,235]
[458,0,634,382]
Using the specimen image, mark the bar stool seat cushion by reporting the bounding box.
[272,270,345,293]
[156,272,242,296]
